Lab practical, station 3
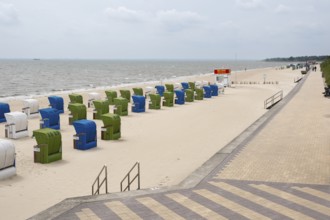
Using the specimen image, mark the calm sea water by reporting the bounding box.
[0,59,287,99]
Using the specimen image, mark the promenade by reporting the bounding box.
[31,69,330,220]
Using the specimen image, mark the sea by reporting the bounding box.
[0,59,288,100]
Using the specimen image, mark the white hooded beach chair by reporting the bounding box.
[0,139,16,180]
[88,92,102,108]
[4,112,29,139]
[22,99,39,118]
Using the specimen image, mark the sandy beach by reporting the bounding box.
[0,67,302,219]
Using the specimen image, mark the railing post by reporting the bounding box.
[138,162,140,190]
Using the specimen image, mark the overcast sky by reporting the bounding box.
[0,0,329,60]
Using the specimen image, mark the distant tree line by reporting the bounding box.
[264,55,330,62]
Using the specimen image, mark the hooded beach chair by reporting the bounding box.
[48,96,64,114]
[33,128,62,164]
[149,94,161,110]
[203,86,212,98]
[0,103,10,123]
[132,95,146,113]
[93,100,109,120]
[88,92,101,108]
[39,108,60,130]
[101,113,121,140]
[73,120,97,150]
[210,84,219,96]
[165,84,174,92]
[163,91,174,107]
[0,139,16,180]
[105,90,117,105]
[69,94,83,104]
[181,82,189,90]
[68,103,87,125]
[188,82,195,91]
[155,85,165,97]
[175,90,185,105]
[113,97,128,116]
[120,90,131,102]
[4,112,29,139]
[133,88,143,96]
[185,89,194,102]
[22,99,39,118]
[195,88,204,100]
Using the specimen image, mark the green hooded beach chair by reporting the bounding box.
[195,88,204,100]
[33,128,62,164]
[69,94,83,104]
[68,103,87,125]
[105,90,117,105]
[120,90,131,102]
[149,94,161,110]
[114,97,128,116]
[163,91,174,107]
[101,113,121,140]
[188,82,195,91]
[165,84,174,92]
[93,100,109,120]
[185,89,194,102]
[133,88,143,96]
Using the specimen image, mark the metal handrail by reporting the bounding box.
[264,90,283,109]
[120,162,140,192]
[92,165,108,195]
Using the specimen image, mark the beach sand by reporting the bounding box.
[0,67,302,219]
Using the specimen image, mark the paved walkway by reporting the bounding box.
[32,71,330,220]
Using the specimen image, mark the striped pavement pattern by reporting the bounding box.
[56,179,330,220]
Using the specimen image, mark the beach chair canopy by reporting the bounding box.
[132,95,146,113]
[188,82,195,91]
[149,94,161,110]
[33,128,62,163]
[165,84,174,92]
[181,82,189,90]
[5,112,28,132]
[185,89,194,102]
[69,94,83,104]
[48,96,64,114]
[0,139,15,170]
[133,88,143,96]
[23,99,39,116]
[120,90,131,102]
[73,120,97,150]
[114,97,128,116]
[93,100,109,119]
[155,85,165,96]
[174,90,185,105]
[68,103,87,124]
[210,84,219,96]
[39,108,60,130]
[105,90,117,105]
[163,91,174,107]
[203,86,212,98]
[101,113,121,140]
[0,102,10,123]
[0,139,16,180]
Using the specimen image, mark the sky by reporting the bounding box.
[0,0,329,60]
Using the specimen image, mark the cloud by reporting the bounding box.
[236,0,264,9]
[156,9,205,32]
[104,6,147,23]
[0,2,19,25]
[274,4,291,14]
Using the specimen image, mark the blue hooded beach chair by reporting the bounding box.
[0,103,10,123]
[181,82,189,90]
[155,85,165,97]
[39,108,60,130]
[48,96,64,114]
[210,84,219,96]
[132,95,146,113]
[73,120,97,150]
[203,86,212,98]
[174,90,185,105]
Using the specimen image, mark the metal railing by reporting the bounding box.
[264,90,283,109]
[92,165,108,195]
[120,162,140,192]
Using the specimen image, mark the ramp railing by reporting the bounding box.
[92,165,108,195]
[264,90,283,109]
[120,162,140,192]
